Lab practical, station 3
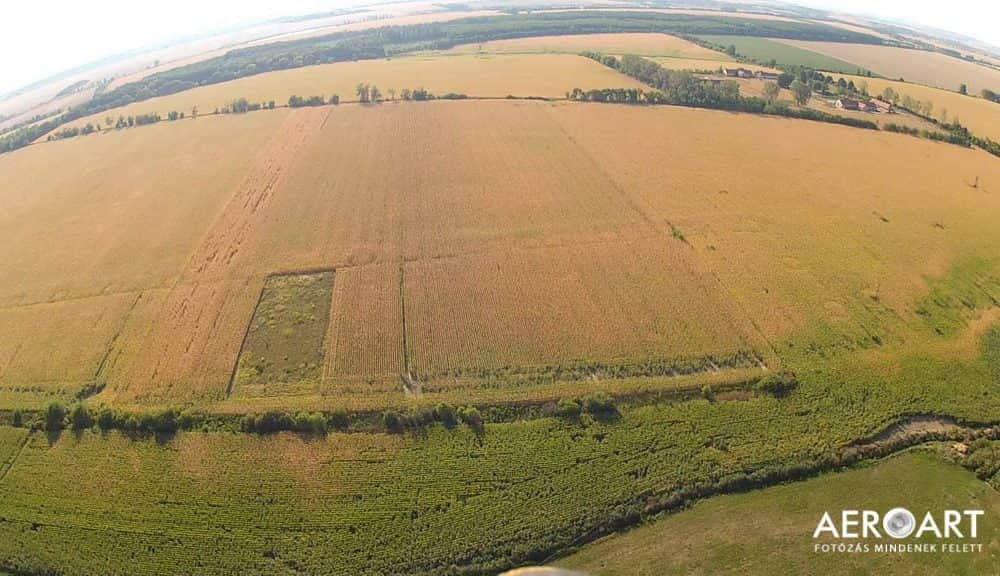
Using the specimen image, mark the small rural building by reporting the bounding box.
[835,97,861,111]
[756,71,780,81]
[869,98,894,113]
[721,67,755,78]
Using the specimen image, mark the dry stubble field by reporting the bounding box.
[54,53,645,135]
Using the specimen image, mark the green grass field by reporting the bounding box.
[232,270,336,397]
[697,35,869,74]
[557,450,999,575]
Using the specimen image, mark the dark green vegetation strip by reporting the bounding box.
[0,11,887,154]
[985,326,1000,385]
[0,347,997,575]
[557,450,1000,575]
[698,34,868,73]
[915,257,1000,337]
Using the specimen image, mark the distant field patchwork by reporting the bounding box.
[448,32,729,60]
[777,40,1000,94]
[832,73,1000,140]
[57,53,644,133]
[697,35,867,73]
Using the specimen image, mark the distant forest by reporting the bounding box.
[1,11,888,154]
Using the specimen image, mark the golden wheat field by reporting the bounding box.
[0,111,289,408]
[448,32,729,59]
[547,103,1000,344]
[4,100,1000,412]
[56,54,644,134]
[776,40,1000,94]
[833,74,1000,140]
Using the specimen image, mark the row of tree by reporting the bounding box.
[579,53,877,130]
[2,12,887,155]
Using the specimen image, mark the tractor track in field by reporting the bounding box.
[127,107,331,398]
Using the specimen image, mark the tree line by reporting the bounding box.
[0,12,888,155]
[577,53,878,130]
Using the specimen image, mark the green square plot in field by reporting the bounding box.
[232,271,335,395]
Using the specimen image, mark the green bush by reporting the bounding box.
[69,404,93,430]
[45,402,66,431]
[328,409,350,430]
[295,412,327,435]
[97,409,116,430]
[755,372,799,396]
[383,410,404,434]
[963,439,999,482]
[581,392,617,416]
[243,411,293,434]
[434,403,458,428]
[458,406,484,434]
[555,398,582,418]
[11,409,22,428]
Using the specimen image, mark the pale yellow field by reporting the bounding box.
[0,111,289,405]
[777,40,1000,94]
[652,58,779,73]
[548,103,1000,343]
[833,74,1000,141]
[58,54,644,134]
[448,33,728,60]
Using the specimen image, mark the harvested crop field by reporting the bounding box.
[777,40,1000,94]
[404,239,757,377]
[0,112,289,408]
[448,32,729,59]
[546,103,1000,344]
[57,54,644,133]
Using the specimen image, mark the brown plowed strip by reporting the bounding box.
[123,108,330,402]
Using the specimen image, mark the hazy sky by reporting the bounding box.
[0,0,997,96]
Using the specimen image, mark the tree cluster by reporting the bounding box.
[288,94,329,107]
[579,53,878,130]
[383,404,484,434]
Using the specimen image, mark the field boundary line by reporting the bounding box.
[0,431,31,484]
[92,291,144,385]
[224,279,270,399]
[0,286,151,313]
